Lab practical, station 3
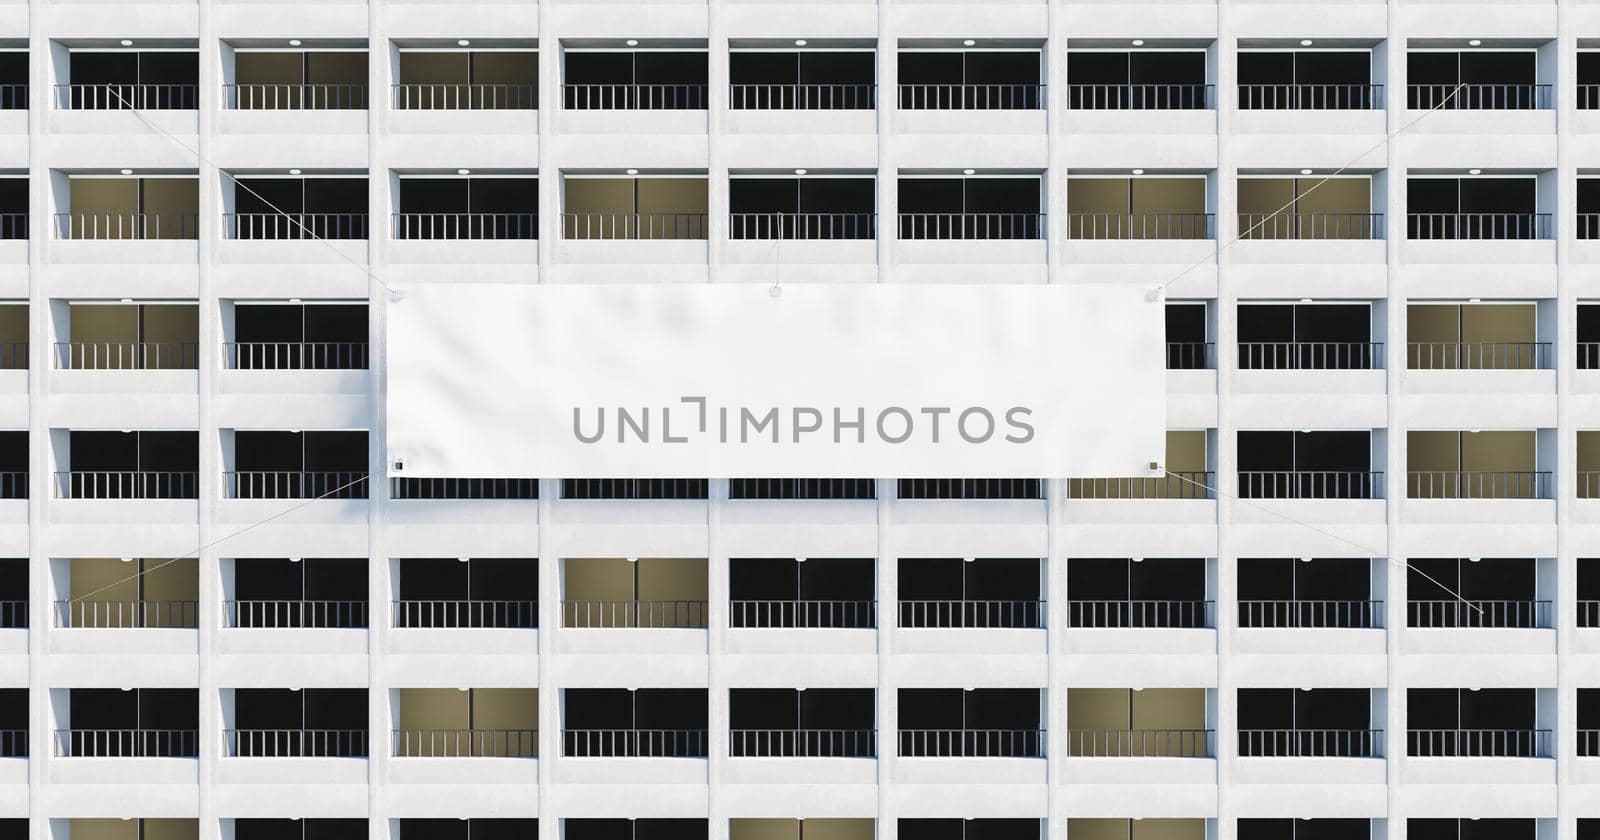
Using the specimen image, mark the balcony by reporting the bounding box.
[563,48,707,111]
[897,478,1040,500]
[1237,84,1383,110]
[59,687,198,757]
[52,212,197,241]
[1067,83,1211,110]
[223,470,368,500]
[54,83,197,111]
[224,212,368,241]
[53,728,196,757]
[1407,212,1551,240]
[55,176,200,246]
[729,83,876,111]
[562,479,707,500]
[227,430,368,501]
[729,688,875,758]
[1066,50,1209,111]
[898,688,1043,758]
[227,556,368,629]
[1067,557,1210,629]
[897,557,1042,629]
[1407,83,1551,110]
[1407,728,1550,757]
[392,49,538,111]
[562,688,707,758]
[1238,471,1382,500]
[395,688,537,758]
[1238,689,1381,759]
[1407,688,1550,758]
[562,557,708,629]
[898,175,1044,244]
[729,556,875,629]
[728,479,875,500]
[899,49,1042,112]
[395,557,537,629]
[1065,688,1211,757]
[1406,471,1549,499]
[1238,728,1382,758]
[227,688,367,757]
[225,50,369,111]
[389,477,538,501]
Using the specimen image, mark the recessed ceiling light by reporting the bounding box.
[120,40,133,47]
[1131,168,1144,175]
[1468,168,1482,175]
[1468,39,1482,46]
[288,168,301,175]
[1300,168,1313,175]
[963,40,976,47]
[625,168,638,175]
[119,168,132,175]
[1131,39,1145,47]
[625,39,639,47]
[1300,39,1313,46]
[794,168,807,175]
[458,39,471,47]
[288,39,302,47]
[457,168,470,175]
[795,39,807,47]
[963,168,975,175]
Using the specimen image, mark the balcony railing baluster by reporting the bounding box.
[1406,599,1551,629]
[898,83,1044,110]
[1237,341,1384,370]
[224,83,368,110]
[561,599,709,629]
[224,599,369,629]
[1066,212,1214,240]
[1065,599,1213,628]
[224,341,368,371]
[728,599,877,629]
[1237,599,1384,629]
[897,728,1045,757]
[728,83,876,110]
[1407,728,1551,757]
[393,728,537,757]
[562,728,707,757]
[1237,728,1384,757]
[1236,83,1382,110]
[392,599,538,629]
[392,83,537,110]
[1407,341,1552,370]
[1237,470,1383,500]
[728,728,876,758]
[1405,470,1552,500]
[1064,728,1214,757]
[1066,83,1211,110]
[897,599,1045,629]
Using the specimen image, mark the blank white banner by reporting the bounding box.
[386,283,1166,479]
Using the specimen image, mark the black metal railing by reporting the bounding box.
[1237,212,1383,240]
[1067,212,1214,240]
[1407,341,1551,370]
[1407,599,1551,629]
[0,730,25,757]
[899,84,1044,110]
[55,471,198,499]
[728,83,876,110]
[897,212,1044,240]
[1238,599,1383,629]
[1579,729,1600,756]
[224,83,368,110]
[1406,470,1551,500]
[393,600,538,629]
[561,599,708,629]
[55,213,198,240]
[392,83,536,110]
[561,212,708,240]
[55,729,198,757]
[1578,600,1600,627]
[1580,343,1600,370]
[1408,83,1551,110]
[897,478,1042,499]
[728,212,876,240]
[393,213,537,240]
[224,471,368,500]
[0,85,25,110]
[898,728,1045,757]
[728,478,876,500]
[1407,728,1551,757]
[0,472,25,499]
[226,729,369,758]
[563,728,708,757]
[0,602,26,628]
[1065,728,1213,757]
[728,599,876,629]
[1068,473,1214,499]
[1238,728,1383,757]
[1237,83,1382,110]
[225,213,368,240]
[394,729,537,757]
[1407,213,1552,240]
[563,83,708,110]
[55,341,199,370]
[225,341,368,370]
[561,478,708,499]
[1238,342,1383,370]
[1066,600,1213,628]
[390,477,539,500]
[1067,83,1212,110]
[54,599,198,629]
[55,83,197,110]
[729,729,876,758]
[1579,214,1600,240]
[1167,341,1213,370]
[0,214,26,241]
[225,599,368,629]
[1238,471,1382,500]
[897,599,1044,629]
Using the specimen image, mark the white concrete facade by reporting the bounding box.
[0,0,1597,838]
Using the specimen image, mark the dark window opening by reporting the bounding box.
[899,50,1042,109]
[730,557,875,629]
[897,688,1043,757]
[63,430,197,499]
[62,687,197,757]
[230,177,369,240]
[1409,820,1535,840]
[728,177,876,240]
[0,179,26,240]
[1067,557,1209,628]
[229,688,368,757]
[900,821,1040,840]
[0,52,25,110]
[1407,50,1544,109]
[1407,177,1545,240]
[1406,688,1545,757]
[396,557,537,629]
[1407,557,1543,628]
[729,51,875,109]
[563,688,708,757]
[1239,820,1372,840]
[898,177,1043,240]
[729,688,876,757]
[1166,303,1211,369]
[0,690,24,757]
[1237,303,1377,370]
[1237,51,1375,109]
[1237,688,1377,756]
[897,478,1042,499]
[236,820,370,840]
[564,51,708,109]
[0,558,24,628]
[230,557,367,628]
[230,430,368,499]
[395,177,537,240]
[1237,557,1376,628]
[64,51,198,109]
[1237,430,1376,499]
[0,432,23,499]
[232,303,368,370]
[563,821,706,840]
[728,478,875,500]
[1067,51,1210,109]
[562,478,707,500]
[899,557,1042,628]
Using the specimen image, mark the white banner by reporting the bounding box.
[386,283,1166,479]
